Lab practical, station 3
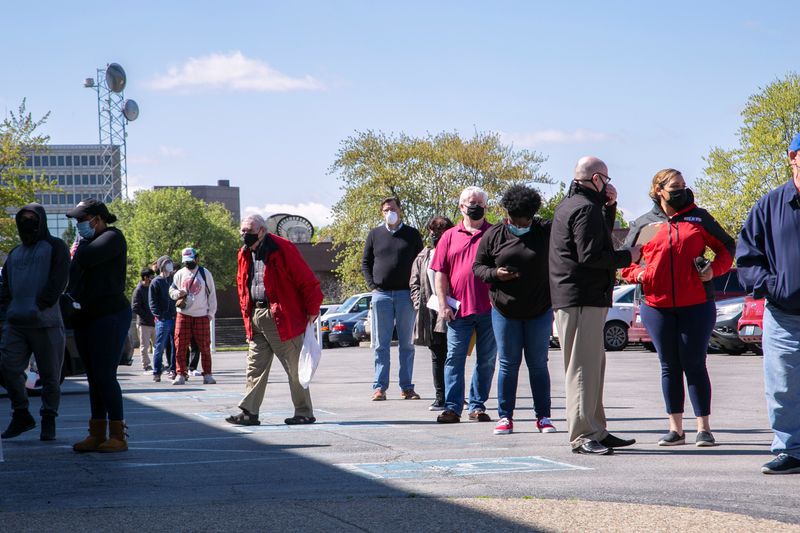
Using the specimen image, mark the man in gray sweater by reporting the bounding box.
[0,204,70,441]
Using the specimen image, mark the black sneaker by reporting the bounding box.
[761,453,800,475]
[658,431,686,446]
[600,433,636,448]
[40,414,56,441]
[695,431,716,447]
[1,409,36,439]
[428,399,445,412]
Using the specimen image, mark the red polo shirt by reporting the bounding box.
[430,220,492,317]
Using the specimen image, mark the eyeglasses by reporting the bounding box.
[593,172,611,183]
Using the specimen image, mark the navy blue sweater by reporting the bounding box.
[736,180,800,314]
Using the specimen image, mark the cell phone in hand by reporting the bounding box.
[503,266,519,273]
[694,257,711,274]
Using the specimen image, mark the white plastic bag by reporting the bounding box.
[298,323,322,389]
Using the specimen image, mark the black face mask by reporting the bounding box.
[431,233,442,246]
[184,261,197,270]
[18,218,38,245]
[242,233,259,247]
[665,188,688,210]
[466,204,485,221]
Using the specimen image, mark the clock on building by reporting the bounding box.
[275,215,314,243]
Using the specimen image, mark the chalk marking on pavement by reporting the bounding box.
[232,421,397,433]
[138,392,242,401]
[117,456,306,468]
[336,456,591,479]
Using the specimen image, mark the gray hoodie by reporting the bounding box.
[0,203,71,328]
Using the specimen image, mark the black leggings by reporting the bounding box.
[430,332,447,402]
[640,300,716,417]
[75,307,133,421]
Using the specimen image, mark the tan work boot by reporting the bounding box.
[97,420,128,453]
[72,419,108,453]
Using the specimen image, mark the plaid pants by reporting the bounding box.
[174,314,212,376]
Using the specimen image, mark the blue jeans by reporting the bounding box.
[153,318,175,375]
[492,307,553,420]
[762,303,800,459]
[372,290,415,392]
[444,312,497,416]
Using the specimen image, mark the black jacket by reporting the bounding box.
[473,220,552,319]
[131,281,155,326]
[67,226,129,320]
[549,182,632,309]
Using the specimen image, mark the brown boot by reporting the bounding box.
[97,420,128,453]
[72,419,107,453]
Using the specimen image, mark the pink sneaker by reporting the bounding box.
[494,417,513,435]
[536,417,557,433]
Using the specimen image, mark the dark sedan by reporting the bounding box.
[328,310,368,348]
[708,296,752,355]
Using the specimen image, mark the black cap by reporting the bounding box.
[140,267,155,278]
[65,198,117,223]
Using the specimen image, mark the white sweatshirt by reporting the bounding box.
[169,265,217,318]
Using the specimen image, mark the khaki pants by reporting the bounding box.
[554,307,609,448]
[138,324,156,368]
[238,308,312,417]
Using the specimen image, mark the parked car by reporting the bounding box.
[737,296,764,352]
[353,315,369,343]
[708,296,751,355]
[320,292,372,348]
[629,269,747,352]
[328,310,369,347]
[319,304,340,317]
[551,284,636,351]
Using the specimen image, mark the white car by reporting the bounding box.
[551,284,636,351]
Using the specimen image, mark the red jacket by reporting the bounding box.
[621,200,735,308]
[237,234,323,342]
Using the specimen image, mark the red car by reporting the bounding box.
[737,296,764,349]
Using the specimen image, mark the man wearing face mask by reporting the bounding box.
[149,255,177,382]
[431,186,497,424]
[622,169,735,448]
[362,197,424,401]
[550,156,642,455]
[0,204,70,441]
[226,214,322,426]
[410,216,455,411]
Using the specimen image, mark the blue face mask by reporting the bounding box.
[507,223,531,237]
[76,220,95,239]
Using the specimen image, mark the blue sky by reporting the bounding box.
[1,2,794,225]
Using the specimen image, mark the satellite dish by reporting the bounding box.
[122,99,139,121]
[266,213,289,234]
[105,63,127,93]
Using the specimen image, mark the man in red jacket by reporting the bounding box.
[226,214,323,426]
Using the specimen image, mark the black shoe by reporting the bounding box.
[437,410,461,423]
[428,399,445,411]
[600,433,636,448]
[695,431,716,447]
[572,440,613,455]
[40,414,56,441]
[1,409,36,439]
[284,416,316,425]
[762,453,800,475]
[658,431,686,446]
[225,409,260,426]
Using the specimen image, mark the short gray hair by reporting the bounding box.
[459,186,488,205]
[241,214,266,230]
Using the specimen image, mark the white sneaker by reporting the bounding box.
[172,374,186,385]
[191,370,203,376]
[203,374,216,385]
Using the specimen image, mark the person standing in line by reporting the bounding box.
[621,169,734,447]
[66,199,132,453]
[362,197,424,401]
[169,248,217,385]
[131,267,156,373]
[549,156,641,455]
[410,216,454,411]
[737,132,800,475]
[473,185,557,436]
[0,204,70,441]
[149,256,177,382]
[226,214,323,426]
[432,186,497,424]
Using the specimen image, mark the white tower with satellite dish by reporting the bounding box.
[83,63,139,200]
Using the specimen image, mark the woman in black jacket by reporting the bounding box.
[473,185,556,436]
[65,199,132,453]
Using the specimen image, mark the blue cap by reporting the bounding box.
[790,132,800,153]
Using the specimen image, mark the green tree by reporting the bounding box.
[109,188,240,295]
[0,99,57,254]
[61,219,76,245]
[325,130,550,293]
[695,73,800,236]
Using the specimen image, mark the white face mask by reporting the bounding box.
[385,211,399,225]
[163,262,174,275]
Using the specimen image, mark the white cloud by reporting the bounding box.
[500,129,613,148]
[145,51,325,92]
[159,145,186,158]
[244,202,333,227]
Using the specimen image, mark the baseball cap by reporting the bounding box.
[790,132,800,153]
[65,198,117,223]
[181,247,197,263]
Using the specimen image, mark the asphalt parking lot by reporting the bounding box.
[1,344,797,532]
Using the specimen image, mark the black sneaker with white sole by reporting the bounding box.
[761,453,800,475]
[695,431,716,447]
[658,431,686,446]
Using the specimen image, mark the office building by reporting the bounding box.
[155,179,240,221]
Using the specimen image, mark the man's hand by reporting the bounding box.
[629,245,643,264]
[605,183,618,205]
[307,314,318,324]
[178,289,187,298]
[495,267,520,282]
[439,306,455,322]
